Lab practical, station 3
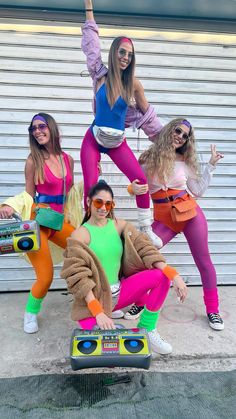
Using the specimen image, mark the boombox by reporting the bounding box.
[70,327,151,370]
[0,218,40,254]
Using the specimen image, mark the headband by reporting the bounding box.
[120,37,133,46]
[181,119,192,129]
[32,114,47,125]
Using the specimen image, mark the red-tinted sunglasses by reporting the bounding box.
[92,198,115,211]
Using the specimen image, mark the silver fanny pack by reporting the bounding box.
[93,125,124,149]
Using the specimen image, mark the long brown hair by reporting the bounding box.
[106,37,135,107]
[139,118,200,184]
[28,112,62,184]
[82,180,115,224]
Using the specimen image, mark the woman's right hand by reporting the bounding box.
[96,312,116,330]
[172,275,188,303]
[131,179,149,195]
[0,205,14,219]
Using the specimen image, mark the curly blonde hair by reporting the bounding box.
[139,118,200,184]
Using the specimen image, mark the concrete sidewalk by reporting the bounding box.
[0,286,235,378]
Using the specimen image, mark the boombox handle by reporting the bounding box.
[12,213,22,222]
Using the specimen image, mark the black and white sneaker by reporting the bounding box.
[208,313,224,331]
[124,304,144,320]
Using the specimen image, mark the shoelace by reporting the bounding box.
[129,305,144,315]
[208,313,223,323]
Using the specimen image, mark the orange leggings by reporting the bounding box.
[27,222,75,298]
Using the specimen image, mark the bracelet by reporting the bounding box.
[87,299,104,317]
[162,265,179,281]
[86,9,93,11]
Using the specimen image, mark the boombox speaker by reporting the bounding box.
[0,217,41,254]
[70,327,151,370]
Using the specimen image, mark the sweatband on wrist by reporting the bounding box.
[162,265,179,281]
[127,184,134,195]
[87,299,104,317]
[86,9,93,11]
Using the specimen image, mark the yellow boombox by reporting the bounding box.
[70,327,151,370]
[0,218,40,254]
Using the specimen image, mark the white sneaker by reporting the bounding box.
[140,226,163,249]
[111,310,124,319]
[207,313,224,331]
[24,312,38,334]
[147,329,172,355]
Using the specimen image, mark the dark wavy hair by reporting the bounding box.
[82,180,115,224]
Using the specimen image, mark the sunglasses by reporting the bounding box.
[174,127,189,142]
[118,48,133,62]
[28,123,48,133]
[92,198,115,211]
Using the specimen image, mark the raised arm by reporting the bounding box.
[84,0,94,20]
[82,0,108,82]
[187,144,224,197]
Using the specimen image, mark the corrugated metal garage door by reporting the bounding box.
[0,18,235,290]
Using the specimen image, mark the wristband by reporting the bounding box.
[127,184,134,195]
[87,299,104,317]
[162,265,179,281]
[86,9,93,11]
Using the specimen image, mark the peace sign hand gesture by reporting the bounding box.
[209,144,224,166]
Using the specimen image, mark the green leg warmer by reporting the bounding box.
[25,292,44,314]
[137,308,160,332]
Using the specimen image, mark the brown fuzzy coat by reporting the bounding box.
[61,222,166,321]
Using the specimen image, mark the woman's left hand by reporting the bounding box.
[209,144,224,166]
[131,179,149,195]
[172,275,188,303]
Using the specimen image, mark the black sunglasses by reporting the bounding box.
[118,48,133,62]
[174,127,189,142]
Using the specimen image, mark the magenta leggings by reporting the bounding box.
[80,128,149,209]
[79,269,170,330]
[152,205,219,313]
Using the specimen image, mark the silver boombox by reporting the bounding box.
[0,215,40,254]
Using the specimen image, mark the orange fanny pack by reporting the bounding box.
[170,195,197,222]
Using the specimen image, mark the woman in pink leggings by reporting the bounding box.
[61,180,188,356]
[127,118,224,331]
[80,0,163,248]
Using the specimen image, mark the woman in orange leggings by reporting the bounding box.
[0,113,76,333]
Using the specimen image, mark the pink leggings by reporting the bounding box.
[79,269,170,330]
[152,205,219,313]
[80,128,149,209]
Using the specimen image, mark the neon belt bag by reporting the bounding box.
[170,196,197,222]
[35,207,64,231]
